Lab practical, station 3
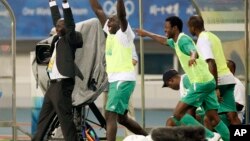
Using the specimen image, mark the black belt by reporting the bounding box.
[50,78,73,83]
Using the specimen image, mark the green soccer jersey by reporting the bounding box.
[166,33,213,83]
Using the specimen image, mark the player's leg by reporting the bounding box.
[218,84,241,125]
[203,84,230,141]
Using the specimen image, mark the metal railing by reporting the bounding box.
[0,0,28,140]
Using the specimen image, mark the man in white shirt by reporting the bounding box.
[89,0,147,140]
[227,60,245,123]
[202,60,245,128]
[188,15,241,126]
[102,45,139,137]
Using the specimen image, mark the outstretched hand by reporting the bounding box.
[134,29,149,37]
[188,58,196,66]
[189,51,197,66]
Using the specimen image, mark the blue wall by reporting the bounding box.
[4,0,196,40]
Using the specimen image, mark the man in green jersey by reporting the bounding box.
[187,15,241,126]
[136,16,229,141]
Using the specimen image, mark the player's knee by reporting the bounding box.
[227,112,239,120]
[117,115,128,125]
[227,112,241,124]
[106,111,118,122]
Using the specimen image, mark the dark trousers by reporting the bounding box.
[32,78,77,141]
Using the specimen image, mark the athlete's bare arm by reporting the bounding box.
[89,0,107,27]
[117,0,127,32]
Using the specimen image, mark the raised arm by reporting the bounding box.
[62,0,83,48]
[135,29,167,45]
[49,0,61,27]
[117,0,127,32]
[89,0,107,27]
[62,0,75,34]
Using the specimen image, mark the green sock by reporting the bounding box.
[180,114,214,138]
[214,120,230,141]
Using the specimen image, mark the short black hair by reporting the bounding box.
[165,16,183,32]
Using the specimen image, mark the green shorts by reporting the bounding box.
[219,114,230,127]
[181,79,219,111]
[196,106,205,124]
[218,84,237,113]
[105,81,135,115]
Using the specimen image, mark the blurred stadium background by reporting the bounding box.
[0,0,249,140]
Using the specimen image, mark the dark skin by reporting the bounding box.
[135,21,198,66]
[43,0,66,64]
[227,60,244,111]
[49,0,66,37]
[166,75,181,91]
[89,0,127,33]
[188,15,241,125]
[135,18,206,125]
[164,75,198,125]
[188,16,222,103]
[55,19,66,36]
[89,0,147,140]
[203,60,244,130]
[164,73,221,130]
[187,16,218,90]
[42,19,65,63]
[136,16,230,139]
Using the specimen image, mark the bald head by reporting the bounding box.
[56,18,66,36]
[188,15,205,36]
[188,15,204,30]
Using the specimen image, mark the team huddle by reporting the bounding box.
[31,0,244,141]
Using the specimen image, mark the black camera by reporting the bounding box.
[35,43,51,65]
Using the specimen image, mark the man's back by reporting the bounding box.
[197,31,230,77]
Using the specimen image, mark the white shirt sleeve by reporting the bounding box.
[116,23,135,47]
[179,75,187,98]
[62,2,70,9]
[234,77,245,107]
[49,1,57,7]
[103,20,135,47]
[132,45,138,61]
[196,34,214,60]
[122,23,135,42]
[103,20,109,34]
[234,77,246,123]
